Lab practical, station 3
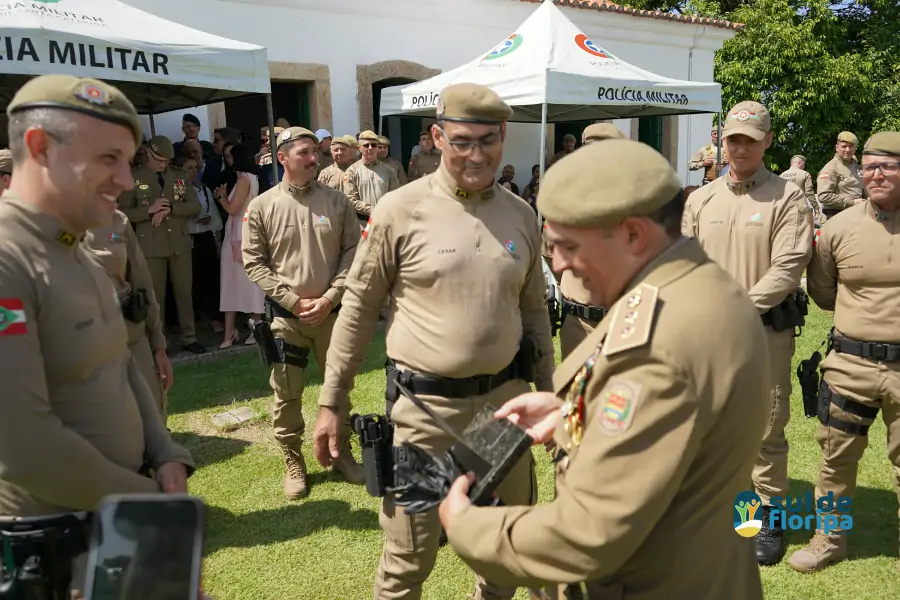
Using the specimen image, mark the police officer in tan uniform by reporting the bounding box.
[343,130,400,228]
[312,83,554,600]
[781,154,825,226]
[377,135,409,186]
[817,131,865,219]
[689,126,729,184]
[257,126,284,167]
[84,210,173,423]
[317,136,358,191]
[683,100,813,565]
[0,75,194,519]
[407,128,441,181]
[789,131,900,572]
[438,140,767,600]
[243,127,364,499]
[118,135,205,354]
[0,148,12,194]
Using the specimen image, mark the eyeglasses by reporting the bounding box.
[860,162,900,177]
[435,126,502,156]
[360,143,379,149]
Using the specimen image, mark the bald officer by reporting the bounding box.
[0,75,194,520]
[683,100,813,566]
[377,135,409,186]
[243,127,364,499]
[781,154,825,226]
[556,123,628,358]
[439,140,767,600]
[118,135,205,354]
[789,132,900,572]
[407,128,441,181]
[817,131,865,218]
[0,148,11,195]
[312,83,554,600]
[689,126,729,184]
[84,210,173,423]
[318,136,358,191]
[342,130,400,228]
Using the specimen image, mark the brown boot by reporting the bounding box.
[331,445,365,484]
[280,445,309,500]
[787,533,848,573]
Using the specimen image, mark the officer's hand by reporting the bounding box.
[298,297,333,326]
[313,407,341,467]
[149,197,170,213]
[156,462,188,493]
[152,206,171,227]
[439,472,475,531]
[704,157,714,166]
[154,348,174,392]
[495,392,560,445]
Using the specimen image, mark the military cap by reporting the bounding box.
[582,123,627,144]
[436,83,512,125]
[275,118,291,129]
[7,75,142,147]
[331,136,351,147]
[562,133,577,142]
[147,136,174,160]
[837,131,859,145]
[791,154,807,163]
[358,130,380,142]
[277,126,319,149]
[537,140,681,229]
[862,131,900,157]
[182,113,201,126]
[0,148,12,174]
[723,101,770,141]
[341,135,359,148]
[378,135,391,146]
[711,125,720,132]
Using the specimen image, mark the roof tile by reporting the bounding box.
[520,0,743,31]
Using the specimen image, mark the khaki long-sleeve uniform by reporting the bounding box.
[682,166,812,504]
[317,162,350,191]
[817,155,864,215]
[320,167,554,599]
[384,156,408,187]
[407,150,441,181]
[688,143,729,182]
[781,166,824,225]
[341,159,399,224]
[84,210,169,421]
[447,239,768,600]
[0,196,193,517]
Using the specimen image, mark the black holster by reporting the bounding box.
[120,288,148,323]
[247,301,310,369]
[816,380,880,437]
[797,350,822,418]
[350,414,395,497]
[761,287,808,336]
[548,297,563,337]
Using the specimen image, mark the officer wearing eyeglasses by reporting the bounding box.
[312,83,554,600]
[791,131,900,573]
[341,130,399,229]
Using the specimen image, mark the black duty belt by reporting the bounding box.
[562,298,607,324]
[831,334,900,362]
[357,212,370,221]
[266,296,340,320]
[386,358,517,398]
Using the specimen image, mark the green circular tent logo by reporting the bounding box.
[483,34,523,61]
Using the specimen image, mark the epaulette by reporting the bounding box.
[601,283,660,357]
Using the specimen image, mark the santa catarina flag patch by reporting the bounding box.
[0,299,27,335]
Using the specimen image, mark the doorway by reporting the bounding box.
[553,120,593,153]
[373,77,423,169]
[224,81,312,150]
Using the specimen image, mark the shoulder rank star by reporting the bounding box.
[561,344,602,448]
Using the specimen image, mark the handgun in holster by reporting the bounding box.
[247,300,310,368]
[762,287,807,336]
[514,334,539,384]
[120,288,148,323]
[797,348,823,418]
[350,413,395,497]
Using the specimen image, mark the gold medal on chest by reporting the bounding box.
[562,344,602,448]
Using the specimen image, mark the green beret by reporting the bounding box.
[147,135,174,160]
[436,83,512,125]
[863,131,900,157]
[0,148,11,174]
[582,123,627,144]
[837,131,858,145]
[358,130,379,142]
[277,126,318,149]
[537,140,681,228]
[723,101,771,141]
[7,75,142,147]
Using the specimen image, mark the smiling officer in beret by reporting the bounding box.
[342,130,400,229]
[313,82,554,600]
[438,140,767,600]
[817,131,865,218]
[0,148,12,195]
[377,134,409,186]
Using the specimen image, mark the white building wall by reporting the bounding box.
[125,0,733,189]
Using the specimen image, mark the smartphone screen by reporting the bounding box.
[85,495,203,600]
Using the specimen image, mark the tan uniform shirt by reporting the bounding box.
[242,180,360,312]
[560,271,591,305]
[781,166,824,225]
[384,156,409,186]
[817,155,864,211]
[447,239,767,600]
[0,196,193,516]
[318,152,334,174]
[688,143,728,182]
[808,202,900,342]
[319,168,555,409]
[341,159,400,217]
[118,165,202,258]
[682,166,813,312]
[317,162,349,191]
[407,150,442,181]
[83,210,166,350]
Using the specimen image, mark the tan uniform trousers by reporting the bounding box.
[146,253,197,345]
[128,329,167,423]
[270,313,350,449]
[752,329,795,505]
[559,315,595,360]
[376,378,537,600]
[815,350,900,534]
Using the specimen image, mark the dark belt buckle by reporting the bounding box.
[864,342,888,361]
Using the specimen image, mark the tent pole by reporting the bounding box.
[149,113,156,137]
[537,103,548,224]
[265,93,278,187]
[716,112,723,176]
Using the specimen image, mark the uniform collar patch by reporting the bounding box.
[56,230,78,246]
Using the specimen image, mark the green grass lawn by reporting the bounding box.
[168,306,900,600]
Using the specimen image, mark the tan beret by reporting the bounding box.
[378,135,391,146]
[273,126,285,137]
[723,101,771,141]
[342,135,359,148]
[277,126,319,149]
[358,130,379,142]
[863,131,900,157]
[582,123,627,144]
[837,131,858,145]
[791,154,806,163]
[147,135,174,160]
[537,140,681,228]
[0,148,11,173]
[7,75,142,147]
[275,118,291,129]
[436,83,512,125]
[331,136,352,148]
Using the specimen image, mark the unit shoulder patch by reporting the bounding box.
[595,377,643,436]
[601,283,659,357]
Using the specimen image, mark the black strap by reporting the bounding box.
[157,173,165,189]
[562,298,606,324]
[817,381,878,436]
[357,211,370,221]
[831,334,900,362]
[265,296,341,321]
[274,338,309,369]
[385,358,517,398]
